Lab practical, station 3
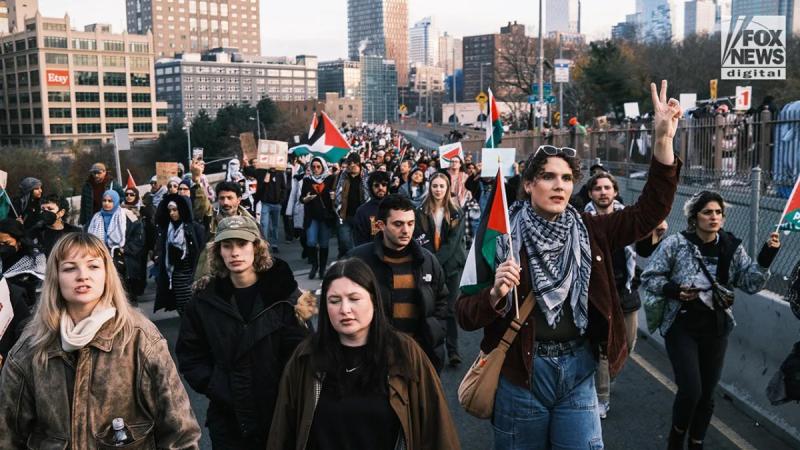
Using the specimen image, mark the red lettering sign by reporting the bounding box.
[46,70,70,86]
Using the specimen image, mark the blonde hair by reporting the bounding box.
[27,233,135,369]
[420,172,459,234]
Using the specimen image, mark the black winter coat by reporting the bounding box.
[351,198,381,247]
[176,260,308,443]
[79,176,125,225]
[244,166,288,205]
[0,278,31,360]
[153,194,206,312]
[413,206,467,278]
[347,236,449,371]
[300,176,335,224]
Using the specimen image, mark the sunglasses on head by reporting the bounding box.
[534,145,577,158]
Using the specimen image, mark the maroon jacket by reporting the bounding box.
[456,158,681,389]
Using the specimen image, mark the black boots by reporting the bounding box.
[309,249,318,279]
[318,248,329,279]
[668,426,686,450]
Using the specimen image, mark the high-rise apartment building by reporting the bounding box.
[437,32,462,75]
[126,0,261,59]
[546,0,581,34]
[636,0,684,42]
[347,0,408,86]
[463,22,534,100]
[317,59,361,99]
[732,0,800,34]
[684,0,717,37]
[409,16,437,66]
[360,54,397,123]
[0,14,167,147]
[154,49,317,123]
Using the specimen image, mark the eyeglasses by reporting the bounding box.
[125,193,136,197]
[372,182,388,188]
[178,187,190,191]
[534,145,577,158]
[168,183,178,188]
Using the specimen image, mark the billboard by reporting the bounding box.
[46,70,70,86]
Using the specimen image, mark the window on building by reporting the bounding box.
[131,93,151,103]
[189,0,196,13]
[199,1,207,13]
[28,54,38,66]
[72,39,97,50]
[49,108,72,118]
[105,108,128,118]
[76,108,101,118]
[76,71,99,85]
[106,123,128,132]
[29,70,39,86]
[5,74,16,88]
[31,92,41,103]
[104,40,125,52]
[50,124,73,134]
[130,73,150,87]
[105,92,127,102]
[16,55,27,67]
[133,123,152,133]
[130,57,149,70]
[73,54,98,66]
[75,92,100,102]
[103,72,127,86]
[103,55,126,67]
[129,42,149,53]
[48,91,70,102]
[43,22,67,31]
[77,123,102,134]
[45,53,69,64]
[17,72,28,87]
[43,36,68,49]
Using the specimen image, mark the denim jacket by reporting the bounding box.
[640,231,770,335]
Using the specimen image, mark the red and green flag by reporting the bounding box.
[778,174,800,232]
[460,167,510,295]
[484,88,503,148]
[307,112,352,162]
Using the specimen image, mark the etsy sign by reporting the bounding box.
[46,70,70,86]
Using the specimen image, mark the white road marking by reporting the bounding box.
[630,353,756,450]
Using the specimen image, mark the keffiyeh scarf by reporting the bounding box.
[508,200,592,331]
[87,209,128,252]
[166,215,188,288]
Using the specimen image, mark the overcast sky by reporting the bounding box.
[40,0,636,60]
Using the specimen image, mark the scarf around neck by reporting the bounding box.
[508,200,592,331]
[60,306,117,352]
[307,157,329,184]
[166,220,188,288]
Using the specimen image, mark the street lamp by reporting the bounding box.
[183,116,192,167]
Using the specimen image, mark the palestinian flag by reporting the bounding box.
[460,168,510,294]
[439,142,464,169]
[307,113,318,140]
[126,170,137,190]
[778,174,800,232]
[307,112,352,163]
[484,88,503,148]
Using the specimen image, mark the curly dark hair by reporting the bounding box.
[519,150,583,198]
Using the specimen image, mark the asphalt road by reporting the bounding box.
[140,238,795,450]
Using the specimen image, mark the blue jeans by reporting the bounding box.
[260,202,282,247]
[306,219,331,249]
[337,220,355,255]
[492,343,604,450]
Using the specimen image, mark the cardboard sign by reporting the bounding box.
[192,147,204,160]
[480,148,517,178]
[240,132,257,161]
[46,69,70,86]
[679,93,697,112]
[156,162,180,187]
[623,102,640,119]
[114,128,130,151]
[439,142,464,169]
[0,170,7,190]
[255,140,288,170]
[735,86,752,110]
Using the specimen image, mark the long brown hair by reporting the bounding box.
[420,172,458,232]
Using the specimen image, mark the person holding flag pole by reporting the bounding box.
[456,80,683,449]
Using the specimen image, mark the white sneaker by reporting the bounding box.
[598,401,610,419]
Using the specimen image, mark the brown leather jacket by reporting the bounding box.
[267,333,461,450]
[0,312,201,449]
[457,158,681,389]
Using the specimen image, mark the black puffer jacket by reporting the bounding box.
[347,235,449,371]
[176,260,308,443]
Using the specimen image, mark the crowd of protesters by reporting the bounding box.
[0,81,797,450]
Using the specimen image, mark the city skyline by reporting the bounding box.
[37,0,635,60]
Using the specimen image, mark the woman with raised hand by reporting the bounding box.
[641,190,780,450]
[268,258,460,450]
[0,232,200,448]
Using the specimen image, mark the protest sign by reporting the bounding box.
[439,143,464,169]
[156,162,180,186]
[255,140,289,170]
[192,147,204,160]
[0,170,7,190]
[240,132,257,161]
[481,148,516,178]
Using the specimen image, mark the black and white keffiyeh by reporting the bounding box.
[507,200,592,331]
[166,217,188,289]
[2,251,46,281]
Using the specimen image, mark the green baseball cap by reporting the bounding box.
[214,215,260,243]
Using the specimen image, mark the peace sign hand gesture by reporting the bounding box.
[651,80,682,141]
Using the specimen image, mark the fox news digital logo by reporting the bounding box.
[721,16,786,80]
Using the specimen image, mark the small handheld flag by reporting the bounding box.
[777,173,800,233]
[126,170,137,190]
[484,88,504,148]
